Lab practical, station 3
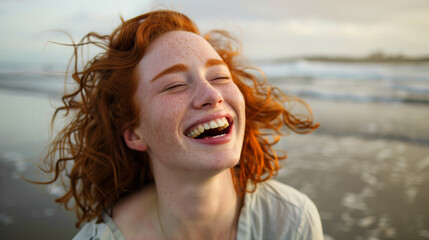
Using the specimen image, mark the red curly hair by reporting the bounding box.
[39,10,319,227]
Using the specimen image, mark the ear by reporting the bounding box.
[123,128,148,151]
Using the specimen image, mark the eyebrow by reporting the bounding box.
[150,64,189,82]
[150,59,228,82]
[206,58,228,68]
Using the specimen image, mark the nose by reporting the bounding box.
[192,80,224,109]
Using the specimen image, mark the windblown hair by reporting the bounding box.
[39,10,319,227]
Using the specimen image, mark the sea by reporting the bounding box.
[0,60,428,239]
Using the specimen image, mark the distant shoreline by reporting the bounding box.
[254,52,429,64]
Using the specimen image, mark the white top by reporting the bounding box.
[73,180,324,240]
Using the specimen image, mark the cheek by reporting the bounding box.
[237,90,246,112]
[140,96,187,141]
[227,85,246,115]
[227,85,246,135]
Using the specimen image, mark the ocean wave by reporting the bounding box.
[313,130,429,146]
[1,61,429,105]
[259,60,429,82]
[289,89,429,104]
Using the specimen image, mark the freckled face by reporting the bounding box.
[132,31,245,172]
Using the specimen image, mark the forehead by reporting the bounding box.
[137,31,222,80]
[147,31,218,60]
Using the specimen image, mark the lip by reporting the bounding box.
[184,112,234,145]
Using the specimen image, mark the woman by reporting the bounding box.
[41,10,322,239]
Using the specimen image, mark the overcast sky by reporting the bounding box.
[1,0,428,64]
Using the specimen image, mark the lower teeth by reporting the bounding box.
[209,133,226,139]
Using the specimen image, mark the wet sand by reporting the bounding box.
[277,99,429,239]
[279,134,429,239]
[0,91,78,239]
[1,90,428,239]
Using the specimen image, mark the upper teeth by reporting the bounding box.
[187,117,229,138]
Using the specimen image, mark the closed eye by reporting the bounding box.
[162,83,188,92]
[211,76,231,83]
[215,76,230,80]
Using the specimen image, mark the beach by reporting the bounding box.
[278,99,429,239]
[1,60,428,239]
[0,92,78,239]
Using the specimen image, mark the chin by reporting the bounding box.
[201,153,241,172]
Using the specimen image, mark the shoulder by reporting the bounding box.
[74,185,157,240]
[237,180,323,240]
[255,179,309,205]
[245,180,318,219]
[72,214,124,240]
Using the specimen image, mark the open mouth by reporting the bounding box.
[185,117,232,139]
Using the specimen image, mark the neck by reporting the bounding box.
[153,167,242,239]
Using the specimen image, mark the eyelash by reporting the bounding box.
[161,76,231,92]
[163,83,186,91]
[212,76,231,81]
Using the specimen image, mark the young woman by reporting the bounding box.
[41,10,322,240]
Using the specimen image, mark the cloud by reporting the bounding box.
[225,15,429,59]
[236,0,429,23]
[158,0,429,58]
[0,0,153,62]
[1,0,428,63]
